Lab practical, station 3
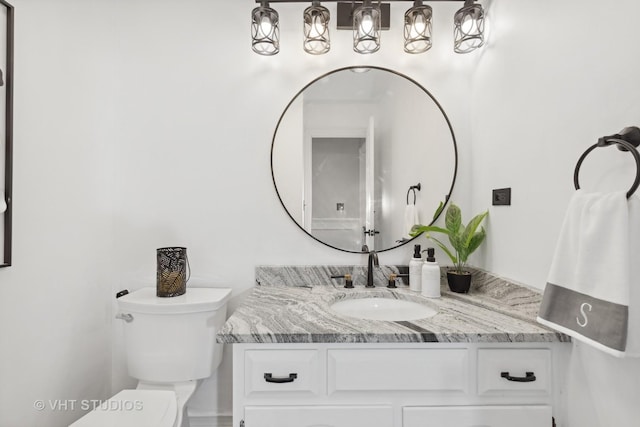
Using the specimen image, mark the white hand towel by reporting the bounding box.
[624,195,640,356]
[538,190,633,357]
[404,204,420,237]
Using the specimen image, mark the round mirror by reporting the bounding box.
[271,66,458,253]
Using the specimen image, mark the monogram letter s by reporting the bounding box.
[576,302,592,328]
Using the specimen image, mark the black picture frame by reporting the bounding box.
[1,0,13,268]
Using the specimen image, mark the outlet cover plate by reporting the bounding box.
[492,188,511,206]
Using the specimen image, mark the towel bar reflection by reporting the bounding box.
[573,126,640,199]
[406,183,421,205]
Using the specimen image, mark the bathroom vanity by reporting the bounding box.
[217,267,571,427]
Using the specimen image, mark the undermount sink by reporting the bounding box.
[330,297,438,321]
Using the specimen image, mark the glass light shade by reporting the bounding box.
[303,2,330,55]
[453,3,485,54]
[404,3,433,54]
[252,3,280,56]
[353,1,381,54]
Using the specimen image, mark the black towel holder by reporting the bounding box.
[406,183,421,205]
[574,127,640,199]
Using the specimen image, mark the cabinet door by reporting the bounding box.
[244,405,393,427]
[403,405,551,427]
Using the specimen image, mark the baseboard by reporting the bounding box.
[189,415,233,427]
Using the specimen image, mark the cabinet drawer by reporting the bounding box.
[244,405,393,427]
[328,348,469,394]
[244,350,320,397]
[403,405,552,427]
[477,349,551,396]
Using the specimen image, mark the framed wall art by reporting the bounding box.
[1,0,13,268]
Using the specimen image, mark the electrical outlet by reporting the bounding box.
[492,188,511,206]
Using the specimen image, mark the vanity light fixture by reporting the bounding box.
[251,0,484,55]
[303,1,331,54]
[251,0,280,56]
[353,0,382,54]
[403,0,433,53]
[453,0,485,53]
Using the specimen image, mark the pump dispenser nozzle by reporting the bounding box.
[426,247,436,262]
[413,244,422,259]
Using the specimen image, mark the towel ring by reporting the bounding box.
[406,183,421,205]
[573,138,640,199]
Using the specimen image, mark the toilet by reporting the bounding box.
[71,286,231,427]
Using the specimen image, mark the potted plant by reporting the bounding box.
[410,203,488,293]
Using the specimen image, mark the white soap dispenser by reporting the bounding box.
[409,244,422,292]
[421,247,441,298]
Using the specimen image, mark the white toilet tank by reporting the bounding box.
[117,287,231,383]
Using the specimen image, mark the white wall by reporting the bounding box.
[0,0,476,424]
[111,0,474,420]
[471,1,640,426]
[0,1,116,426]
[12,0,638,423]
[470,0,640,289]
[272,97,304,224]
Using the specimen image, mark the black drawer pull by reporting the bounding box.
[264,373,298,383]
[501,371,536,382]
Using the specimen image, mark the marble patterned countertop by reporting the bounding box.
[217,266,570,344]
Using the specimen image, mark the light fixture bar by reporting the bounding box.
[255,0,465,2]
[250,0,484,56]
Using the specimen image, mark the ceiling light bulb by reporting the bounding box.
[260,16,273,35]
[404,1,433,54]
[412,17,426,35]
[251,1,280,56]
[360,14,374,34]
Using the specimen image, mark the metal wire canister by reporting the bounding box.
[156,247,190,297]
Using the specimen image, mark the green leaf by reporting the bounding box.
[449,224,465,252]
[432,201,445,222]
[445,204,462,233]
[466,227,486,255]
[409,225,450,238]
[457,246,469,264]
[462,210,488,247]
[428,235,457,265]
[409,224,422,237]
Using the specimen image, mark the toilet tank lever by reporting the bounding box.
[115,313,134,323]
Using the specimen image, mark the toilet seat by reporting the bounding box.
[69,389,177,427]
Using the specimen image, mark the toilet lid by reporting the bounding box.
[69,390,177,427]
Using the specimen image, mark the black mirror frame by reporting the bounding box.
[270,66,458,254]
[1,0,13,268]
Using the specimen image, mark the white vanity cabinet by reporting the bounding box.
[403,405,551,427]
[232,342,569,427]
[244,405,393,427]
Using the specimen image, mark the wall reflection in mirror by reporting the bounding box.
[271,66,457,253]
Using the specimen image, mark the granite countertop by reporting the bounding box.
[217,266,570,344]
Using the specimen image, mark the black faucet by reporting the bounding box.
[362,245,379,288]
